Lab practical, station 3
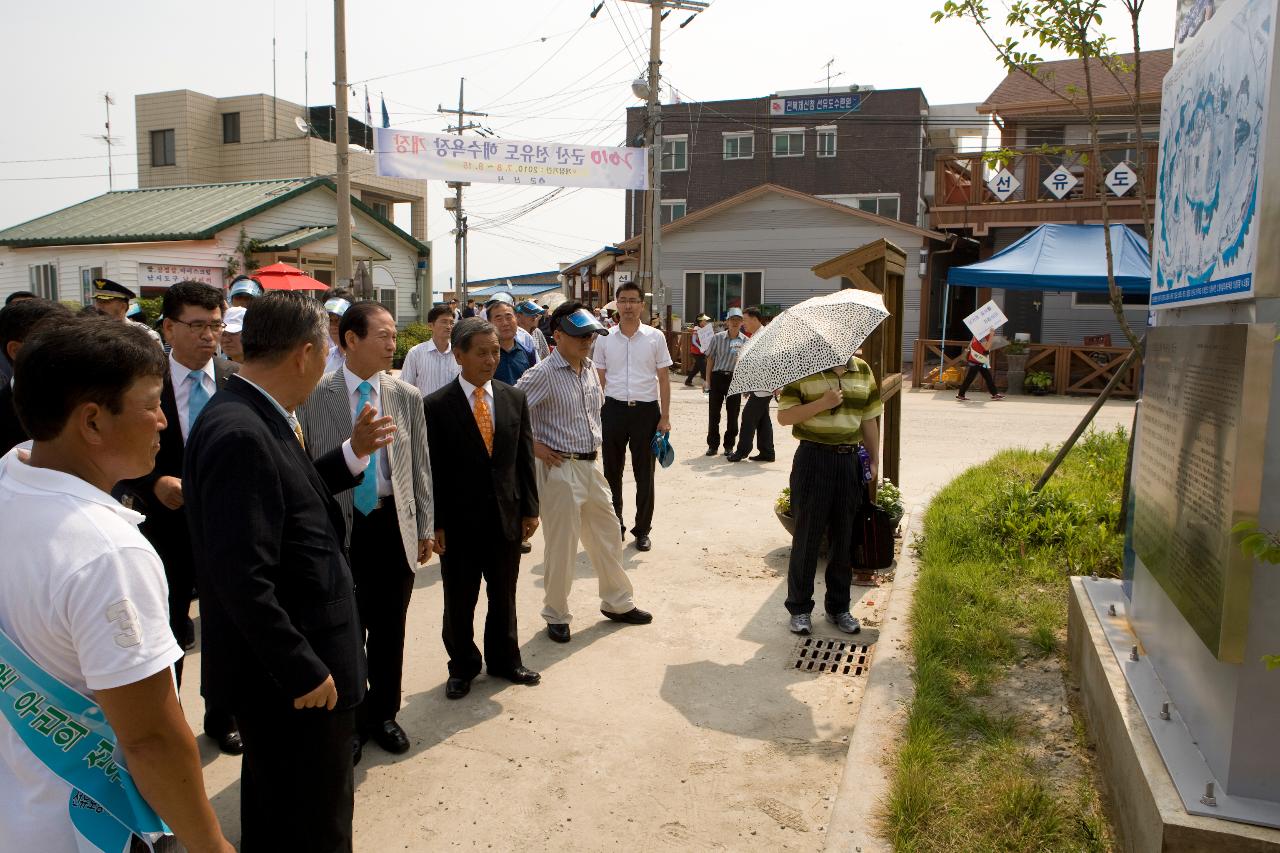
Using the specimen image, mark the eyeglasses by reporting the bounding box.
[616,298,644,305]
[171,318,226,335]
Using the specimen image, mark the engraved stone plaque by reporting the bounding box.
[1132,323,1275,662]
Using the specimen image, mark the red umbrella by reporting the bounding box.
[253,262,329,291]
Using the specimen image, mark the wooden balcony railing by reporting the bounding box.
[934,141,1158,208]
[912,339,1141,398]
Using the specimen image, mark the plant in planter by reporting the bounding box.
[1025,370,1054,395]
[1002,340,1030,394]
[876,479,904,527]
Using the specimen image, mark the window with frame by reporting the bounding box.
[683,271,764,321]
[29,263,57,301]
[660,200,686,225]
[772,129,804,157]
[370,200,391,219]
[722,132,753,160]
[150,129,175,167]
[661,136,688,172]
[1073,291,1150,307]
[816,126,837,158]
[80,266,104,304]
[378,288,397,315]
[222,112,240,144]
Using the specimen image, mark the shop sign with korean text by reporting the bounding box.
[375,128,647,190]
[768,93,862,116]
[138,264,222,288]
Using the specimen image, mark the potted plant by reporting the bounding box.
[876,479,904,528]
[1001,340,1029,394]
[775,487,795,536]
[1025,370,1054,395]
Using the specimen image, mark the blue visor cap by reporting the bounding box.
[324,297,352,317]
[515,300,545,316]
[125,301,143,318]
[557,308,609,337]
[229,278,263,298]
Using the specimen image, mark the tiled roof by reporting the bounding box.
[979,49,1174,114]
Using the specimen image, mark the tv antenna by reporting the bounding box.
[295,115,314,137]
[816,58,845,93]
[88,93,122,191]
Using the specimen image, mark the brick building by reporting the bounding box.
[623,87,931,238]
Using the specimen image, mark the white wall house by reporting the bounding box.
[619,184,948,362]
[0,178,431,323]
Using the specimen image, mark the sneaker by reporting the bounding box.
[825,611,862,634]
[955,394,968,401]
[991,393,1006,400]
[789,613,812,635]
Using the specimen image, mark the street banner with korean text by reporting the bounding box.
[375,128,648,190]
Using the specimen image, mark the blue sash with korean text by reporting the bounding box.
[0,626,169,852]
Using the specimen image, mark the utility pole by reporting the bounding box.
[334,0,354,292]
[438,79,486,300]
[624,0,706,325]
[99,93,119,191]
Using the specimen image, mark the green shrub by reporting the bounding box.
[395,323,432,367]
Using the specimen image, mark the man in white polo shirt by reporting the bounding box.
[400,303,460,397]
[593,280,672,552]
[0,316,230,852]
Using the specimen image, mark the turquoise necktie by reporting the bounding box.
[187,370,210,430]
[353,380,378,515]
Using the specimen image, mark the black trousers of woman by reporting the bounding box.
[958,363,998,396]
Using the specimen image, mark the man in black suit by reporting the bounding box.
[185,292,394,853]
[424,317,541,700]
[0,297,73,453]
[116,281,243,754]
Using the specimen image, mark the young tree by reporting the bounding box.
[933,0,1150,356]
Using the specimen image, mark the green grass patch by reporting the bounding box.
[883,427,1127,852]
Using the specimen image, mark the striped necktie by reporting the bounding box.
[473,386,494,455]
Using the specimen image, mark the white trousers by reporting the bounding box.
[537,457,636,624]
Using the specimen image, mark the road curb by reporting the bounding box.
[823,508,922,853]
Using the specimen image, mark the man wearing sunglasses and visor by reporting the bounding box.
[516,303,653,644]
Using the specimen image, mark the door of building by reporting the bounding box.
[1003,289,1044,341]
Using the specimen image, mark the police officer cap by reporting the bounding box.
[92,278,136,301]
[515,300,545,316]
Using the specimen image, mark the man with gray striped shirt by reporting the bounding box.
[704,307,746,456]
[516,302,653,644]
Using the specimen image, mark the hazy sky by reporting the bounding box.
[1,1,1175,296]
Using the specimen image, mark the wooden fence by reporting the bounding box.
[911,339,1140,397]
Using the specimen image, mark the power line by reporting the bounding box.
[350,30,580,85]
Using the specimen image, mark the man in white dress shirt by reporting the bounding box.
[592,280,672,552]
[400,304,460,396]
[323,290,353,376]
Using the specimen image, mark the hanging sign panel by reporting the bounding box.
[375,128,648,190]
[962,299,1008,339]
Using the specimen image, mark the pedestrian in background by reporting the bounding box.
[727,307,775,463]
[220,306,247,364]
[515,300,552,360]
[685,313,713,389]
[703,307,746,457]
[400,304,460,397]
[0,298,73,454]
[956,330,1004,402]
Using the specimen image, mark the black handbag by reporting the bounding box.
[854,487,896,570]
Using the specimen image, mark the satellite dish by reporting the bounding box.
[294,116,311,134]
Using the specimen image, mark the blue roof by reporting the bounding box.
[947,224,1151,294]
[469,282,561,298]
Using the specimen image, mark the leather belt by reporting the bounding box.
[367,496,396,512]
[552,450,598,461]
[605,398,657,408]
[800,440,858,455]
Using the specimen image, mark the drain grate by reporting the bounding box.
[793,637,872,676]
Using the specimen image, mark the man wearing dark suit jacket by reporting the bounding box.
[185,293,395,853]
[0,297,73,453]
[298,301,435,759]
[424,317,541,700]
[114,281,243,754]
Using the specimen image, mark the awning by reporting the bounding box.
[947,224,1151,294]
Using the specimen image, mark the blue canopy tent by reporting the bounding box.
[937,224,1150,371]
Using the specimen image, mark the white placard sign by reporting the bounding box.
[1043,165,1079,199]
[1105,162,1138,196]
[987,167,1021,202]
[138,264,223,288]
[375,127,648,190]
[963,299,1009,339]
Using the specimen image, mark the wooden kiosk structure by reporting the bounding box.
[810,239,905,485]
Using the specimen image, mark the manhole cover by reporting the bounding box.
[793,637,872,676]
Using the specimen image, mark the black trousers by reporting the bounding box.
[959,363,998,396]
[786,442,862,616]
[684,353,707,385]
[441,537,523,679]
[350,499,415,727]
[601,398,661,536]
[734,394,775,457]
[707,371,741,451]
[236,704,355,853]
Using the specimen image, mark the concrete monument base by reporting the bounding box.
[1067,577,1280,852]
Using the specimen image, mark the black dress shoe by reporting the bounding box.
[371,720,410,754]
[705,447,718,457]
[490,665,541,686]
[352,736,363,767]
[635,535,652,551]
[749,453,775,462]
[547,623,571,643]
[601,607,653,625]
[520,540,532,554]
[207,729,243,756]
[725,452,745,462]
[445,677,471,700]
